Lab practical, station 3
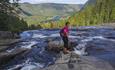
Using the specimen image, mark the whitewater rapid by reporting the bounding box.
[3,26,115,70]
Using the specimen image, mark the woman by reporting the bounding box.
[60,22,70,54]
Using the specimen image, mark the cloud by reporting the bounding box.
[17,0,88,4]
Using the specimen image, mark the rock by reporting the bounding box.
[46,39,63,53]
[45,39,78,53]
[0,39,20,52]
[0,39,20,46]
[0,48,28,65]
[0,31,19,39]
[0,46,10,52]
[39,53,115,70]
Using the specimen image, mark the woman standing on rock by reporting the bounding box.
[60,22,70,54]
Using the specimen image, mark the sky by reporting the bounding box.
[10,0,88,4]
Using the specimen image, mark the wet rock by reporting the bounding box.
[84,40,115,68]
[39,53,115,70]
[0,31,19,39]
[45,39,63,53]
[0,39,20,46]
[0,39,20,52]
[46,39,78,53]
[0,46,10,52]
[0,48,28,65]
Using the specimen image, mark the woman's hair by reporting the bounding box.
[65,22,70,25]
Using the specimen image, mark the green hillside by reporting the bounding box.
[17,3,83,26]
[69,0,115,26]
[18,3,83,17]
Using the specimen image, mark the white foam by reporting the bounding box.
[21,63,43,70]
[50,34,78,39]
[21,65,37,70]
[74,48,87,56]
[91,36,105,39]
[79,26,97,29]
[81,38,93,42]
[8,64,24,70]
[74,43,88,56]
[20,31,32,39]
[50,34,60,37]
[69,35,77,38]
[32,34,47,38]
[81,36,105,42]
[21,41,38,49]
[6,49,15,53]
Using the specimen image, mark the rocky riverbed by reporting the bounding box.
[0,26,115,70]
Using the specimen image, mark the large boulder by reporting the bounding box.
[45,39,78,53]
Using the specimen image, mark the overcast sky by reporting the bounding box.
[10,0,88,4]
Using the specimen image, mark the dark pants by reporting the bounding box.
[61,36,69,49]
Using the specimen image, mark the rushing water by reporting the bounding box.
[2,26,115,70]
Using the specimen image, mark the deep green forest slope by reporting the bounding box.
[69,0,115,26]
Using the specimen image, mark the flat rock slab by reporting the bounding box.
[0,39,20,52]
[39,53,115,70]
[0,48,28,65]
[0,39,20,46]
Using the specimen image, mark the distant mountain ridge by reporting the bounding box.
[18,3,84,17]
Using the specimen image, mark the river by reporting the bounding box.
[1,26,115,70]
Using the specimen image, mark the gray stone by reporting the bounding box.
[39,53,115,70]
[46,39,78,53]
[0,31,19,39]
[0,39,20,52]
[0,48,28,65]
